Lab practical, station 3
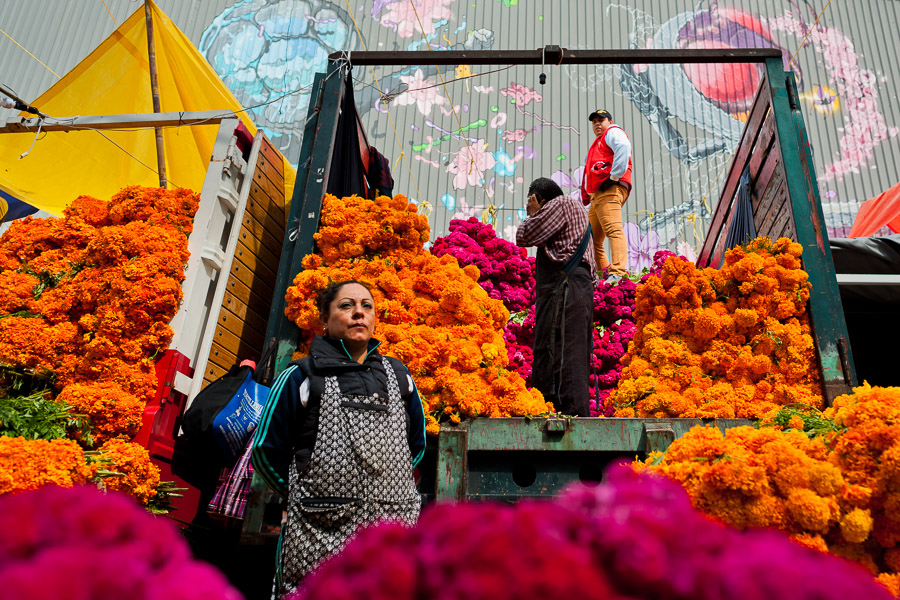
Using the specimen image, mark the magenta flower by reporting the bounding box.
[290,465,892,600]
[0,485,242,600]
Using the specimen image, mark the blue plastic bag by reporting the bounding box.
[211,369,270,464]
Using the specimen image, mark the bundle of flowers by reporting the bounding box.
[0,185,198,405]
[93,438,162,506]
[315,193,430,263]
[431,217,536,313]
[613,237,823,419]
[639,384,900,594]
[588,252,682,416]
[823,383,900,581]
[0,436,96,495]
[285,195,549,433]
[289,465,889,600]
[0,484,242,600]
[0,185,198,506]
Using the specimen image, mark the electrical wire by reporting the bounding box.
[0,27,60,79]
[100,0,119,27]
[343,0,424,207]
[787,0,833,69]
[406,0,497,226]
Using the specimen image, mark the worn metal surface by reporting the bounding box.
[435,427,468,502]
[328,47,782,66]
[457,417,749,452]
[262,65,345,376]
[766,59,857,401]
[433,417,752,502]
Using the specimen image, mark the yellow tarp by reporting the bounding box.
[0,1,294,219]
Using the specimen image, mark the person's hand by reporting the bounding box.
[526,194,541,217]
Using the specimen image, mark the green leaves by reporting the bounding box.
[0,390,88,442]
[756,403,844,440]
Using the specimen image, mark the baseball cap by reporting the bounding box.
[589,109,612,121]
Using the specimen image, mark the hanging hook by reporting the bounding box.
[539,46,547,85]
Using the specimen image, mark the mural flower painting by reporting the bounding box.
[767,15,899,182]
[451,197,485,221]
[625,222,660,272]
[500,82,543,108]
[447,141,497,190]
[676,240,698,263]
[551,167,585,201]
[393,68,447,115]
[379,0,453,39]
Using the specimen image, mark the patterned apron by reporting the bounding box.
[276,357,421,597]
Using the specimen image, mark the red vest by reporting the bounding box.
[580,125,633,205]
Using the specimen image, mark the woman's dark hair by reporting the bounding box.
[316,280,373,318]
[527,177,564,203]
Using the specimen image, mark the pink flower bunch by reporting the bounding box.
[593,276,637,324]
[589,319,637,416]
[290,465,890,600]
[503,308,535,384]
[0,485,242,600]
[431,218,536,313]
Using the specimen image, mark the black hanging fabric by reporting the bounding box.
[725,166,758,250]
[367,146,394,198]
[326,71,368,199]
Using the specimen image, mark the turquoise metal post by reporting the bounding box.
[263,62,346,375]
[764,58,856,402]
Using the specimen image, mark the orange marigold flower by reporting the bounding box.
[839,507,874,544]
[55,383,145,445]
[0,436,95,495]
[96,439,161,505]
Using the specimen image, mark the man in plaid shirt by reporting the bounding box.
[516,177,597,417]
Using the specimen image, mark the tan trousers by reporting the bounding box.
[588,184,629,275]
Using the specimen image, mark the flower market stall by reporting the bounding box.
[3,45,887,598]
[0,112,292,526]
[238,47,852,526]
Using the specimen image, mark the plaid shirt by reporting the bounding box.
[516,194,598,282]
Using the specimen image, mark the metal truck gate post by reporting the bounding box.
[764,57,856,400]
[263,64,345,376]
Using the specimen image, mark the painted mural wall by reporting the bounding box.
[2,0,898,265]
[192,0,899,267]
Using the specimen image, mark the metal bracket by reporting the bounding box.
[435,426,468,502]
[544,418,568,435]
[643,422,676,454]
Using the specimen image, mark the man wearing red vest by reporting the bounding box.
[580,109,633,279]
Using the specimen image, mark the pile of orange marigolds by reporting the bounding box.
[0,186,198,505]
[285,193,549,434]
[613,238,822,419]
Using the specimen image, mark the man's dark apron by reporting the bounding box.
[276,357,420,597]
[533,226,593,416]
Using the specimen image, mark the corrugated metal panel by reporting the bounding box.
[2,0,900,250]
